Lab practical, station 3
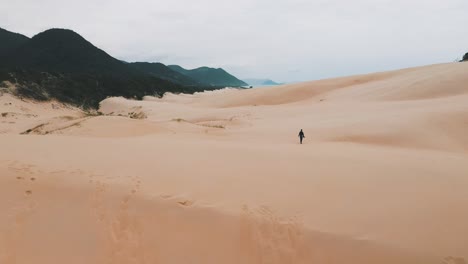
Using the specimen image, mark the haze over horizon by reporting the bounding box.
[1,0,467,83]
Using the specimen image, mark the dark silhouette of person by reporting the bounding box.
[298,129,305,144]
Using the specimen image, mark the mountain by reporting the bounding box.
[0,28,217,108]
[168,65,247,87]
[262,79,281,85]
[0,28,29,57]
[463,52,468,62]
[243,78,282,86]
[129,62,201,86]
[1,28,135,74]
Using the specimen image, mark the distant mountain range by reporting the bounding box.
[243,78,282,86]
[168,65,247,87]
[0,27,247,108]
[129,62,247,87]
[129,62,203,86]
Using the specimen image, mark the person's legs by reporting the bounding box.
[300,137,303,144]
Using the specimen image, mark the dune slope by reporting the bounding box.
[1,62,468,264]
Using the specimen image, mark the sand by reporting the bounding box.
[1,62,468,263]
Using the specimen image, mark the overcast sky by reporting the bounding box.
[1,0,467,82]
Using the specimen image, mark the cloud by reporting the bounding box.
[1,0,467,82]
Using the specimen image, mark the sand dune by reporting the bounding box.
[1,62,468,263]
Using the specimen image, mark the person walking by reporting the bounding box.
[298,129,305,144]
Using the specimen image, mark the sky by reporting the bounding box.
[1,0,467,83]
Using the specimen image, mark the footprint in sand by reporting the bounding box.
[50,170,66,175]
[2,171,38,262]
[177,199,194,207]
[159,194,173,199]
[239,205,306,263]
[70,169,84,175]
[443,257,467,264]
[159,194,196,207]
[130,176,141,194]
[87,176,150,263]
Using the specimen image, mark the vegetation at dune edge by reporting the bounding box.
[202,124,225,129]
[0,27,246,108]
[172,118,187,122]
[171,118,224,129]
[462,52,468,62]
[83,109,103,117]
[128,111,147,119]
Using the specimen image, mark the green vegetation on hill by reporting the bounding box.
[168,65,247,87]
[0,28,29,57]
[1,29,136,74]
[129,62,201,86]
[0,28,226,108]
